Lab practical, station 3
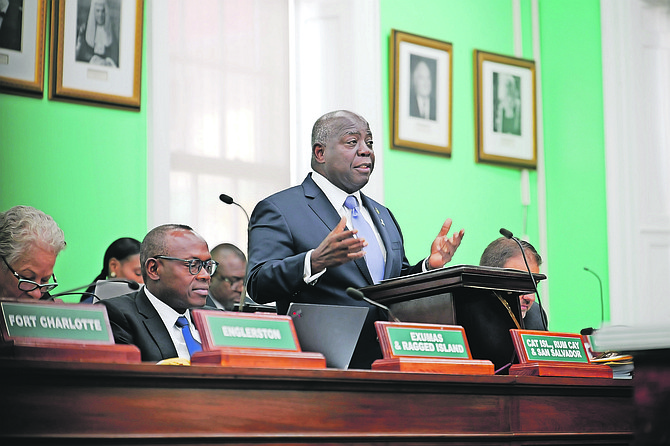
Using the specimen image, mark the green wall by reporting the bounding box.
[380,0,608,332]
[380,0,539,281]
[0,3,148,302]
[538,0,609,331]
[1,0,610,332]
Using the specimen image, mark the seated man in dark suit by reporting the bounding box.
[208,243,246,310]
[247,110,464,369]
[479,237,547,330]
[100,224,219,362]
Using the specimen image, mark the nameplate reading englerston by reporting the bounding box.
[190,310,326,369]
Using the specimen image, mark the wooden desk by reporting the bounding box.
[0,360,633,445]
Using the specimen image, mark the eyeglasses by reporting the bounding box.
[1,256,59,293]
[221,275,244,286]
[154,256,218,276]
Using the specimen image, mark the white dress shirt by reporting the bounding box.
[303,172,388,282]
[144,287,202,359]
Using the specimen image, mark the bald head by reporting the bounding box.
[479,237,542,269]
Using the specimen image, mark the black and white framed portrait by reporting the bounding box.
[391,30,452,157]
[49,0,143,109]
[474,50,536,169]
[408,54,437,121]
[0,0,46,95]
[74,0,121,68]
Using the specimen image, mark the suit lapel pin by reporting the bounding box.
[373,208,385,226]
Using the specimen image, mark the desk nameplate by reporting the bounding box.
[509,329,612,378]
[373,321,494,374]
[1,300,113,344]
[191,310,325,369]
[0,298,140,363]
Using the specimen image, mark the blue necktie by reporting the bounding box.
[344,195,385,283]
[175,316,202,356]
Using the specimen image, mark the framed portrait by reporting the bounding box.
[0,0,47,95]
[49,0,143,109]
[390,29,452,157]
[474,50,537,169]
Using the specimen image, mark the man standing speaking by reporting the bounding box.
[247,110,464,368]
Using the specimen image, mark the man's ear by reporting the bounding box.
[313,143,326,164]
[145,258,160,281]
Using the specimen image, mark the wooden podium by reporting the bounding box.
[360,265,545,373]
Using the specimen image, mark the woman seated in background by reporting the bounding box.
[81,237,143,303]
[0,206,66,300]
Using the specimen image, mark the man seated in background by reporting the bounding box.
[100,224,219,362]
[479,236,547,330]
[209,243,248,310]
[0,206,66,300]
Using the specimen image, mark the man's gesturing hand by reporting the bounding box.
[311,217,367,273]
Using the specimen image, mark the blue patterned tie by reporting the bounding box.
[344,195,385,283]
[175,316,202,356]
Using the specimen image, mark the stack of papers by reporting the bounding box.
[591,352,634,379]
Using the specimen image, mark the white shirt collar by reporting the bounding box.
[309,171,387,263]
[144,287,201,359]
[210,295,226,310]
[311,171,363,210]
[144,286,191,327]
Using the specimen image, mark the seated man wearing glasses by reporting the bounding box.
[208,243,248,311]
[100,224,219,362]
[0,206,65,300]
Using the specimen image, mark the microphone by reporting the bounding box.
[219,194,234,204]
[219,193,250,223]
[499,228,547,330]
[499,228,514,239]
[219,193,251,312]
[51,278,140,297]
[583,267,605,326]
[346,287,400,322]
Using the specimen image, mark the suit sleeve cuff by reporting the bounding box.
[423,257,431,272]
[304,249,327,284]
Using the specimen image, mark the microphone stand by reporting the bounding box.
[583,267,605,327]
[346,287,400,322]
[46,291,100,303]
[51,279,139,297]
[499,228,547,331]
[219,194,250,312]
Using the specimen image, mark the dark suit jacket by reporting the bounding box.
[247,174,423,368]
[99,288,218,362]
[523,302,548,331]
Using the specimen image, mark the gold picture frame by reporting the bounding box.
[49,0,143,109]
[0,0,47,96]
[474,50,537,169]
[390,29,452,157]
